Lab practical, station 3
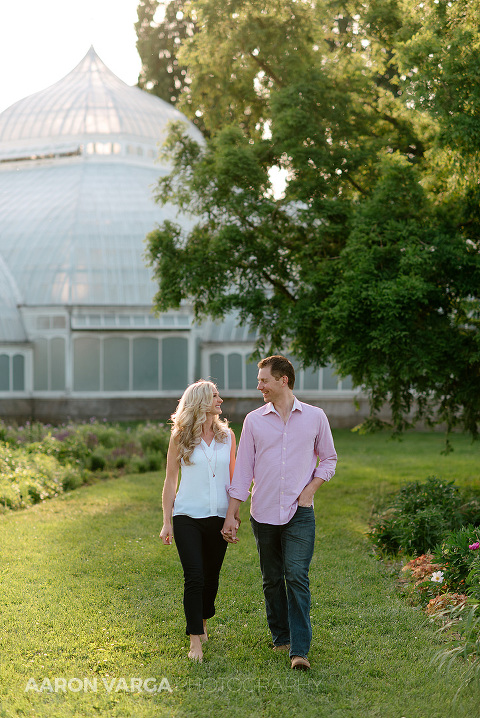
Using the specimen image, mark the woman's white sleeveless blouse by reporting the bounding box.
[173,432,231,519]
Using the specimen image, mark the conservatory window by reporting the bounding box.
[227,353,243,390]
[73,337,101,391]
[303,366,320,391]
[162,337,188,390]
[0,354,9,391]
[322,365,339,390]
[103,337,129,391]
[133,337,159,390]
[0,353,25,391]
[13,355,25,391]
[209,353,225,389]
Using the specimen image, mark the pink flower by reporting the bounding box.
[468,542,480,550]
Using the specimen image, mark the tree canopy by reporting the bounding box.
[136,1,197,109]
[142,0,480,440]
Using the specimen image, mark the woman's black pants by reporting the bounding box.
[172,514,228,635]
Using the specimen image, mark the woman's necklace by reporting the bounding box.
[200,439,218,477]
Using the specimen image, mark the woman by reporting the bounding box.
[160,380,237,662]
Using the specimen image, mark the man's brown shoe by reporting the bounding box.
[273,643,290,652]
[291,656,311,670]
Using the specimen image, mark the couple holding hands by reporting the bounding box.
[160,355,337,670]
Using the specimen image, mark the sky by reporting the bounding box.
[0,0,145,113]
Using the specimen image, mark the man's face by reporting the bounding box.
[257,366,286,403]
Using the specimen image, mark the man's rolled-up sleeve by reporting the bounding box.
[313,412,337,482]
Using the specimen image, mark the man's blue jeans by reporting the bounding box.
[250,505,315,658]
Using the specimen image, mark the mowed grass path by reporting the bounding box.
[1,429,480,718]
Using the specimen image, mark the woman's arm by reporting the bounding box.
[159,433,180,545]
[229,428,236,482]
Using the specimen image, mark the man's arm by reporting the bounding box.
[221,416,255,542]
[297,411,337,506]
[313,411,337,482]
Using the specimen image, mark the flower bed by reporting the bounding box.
[369,477,480,683]
[0,419,171,511]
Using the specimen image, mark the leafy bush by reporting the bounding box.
[0,445,74,510]
[466,557,480,602]
[369,476,466,555]
[433,526,480,593]
[26,434,91,468]
[394,476,462,516]
[88,452,106,472]
[129,456,149,474]
[136,422,170,455]
[459,496,480,527]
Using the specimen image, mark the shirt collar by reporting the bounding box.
[262,396,302,416]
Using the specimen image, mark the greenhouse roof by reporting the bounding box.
[0,47,203,160]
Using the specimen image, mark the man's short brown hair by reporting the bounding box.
[258,355,295,390]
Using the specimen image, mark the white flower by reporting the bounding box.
[431,571,444,584]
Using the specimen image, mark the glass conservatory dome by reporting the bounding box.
[0,46,202,159]
[0,47,202,307]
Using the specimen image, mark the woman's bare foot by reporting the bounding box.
[200,619,208,643]
[188,634,203,662]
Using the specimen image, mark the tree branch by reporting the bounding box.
[250,53,286,88]
[260,269,296,301]
[344,173,368,195]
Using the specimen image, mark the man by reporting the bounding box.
[222,355,337,671]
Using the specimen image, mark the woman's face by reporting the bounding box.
[207,387,223,415]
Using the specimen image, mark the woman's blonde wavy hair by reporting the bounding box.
[171,380,229,465]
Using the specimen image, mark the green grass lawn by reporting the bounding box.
[1,429,479,718]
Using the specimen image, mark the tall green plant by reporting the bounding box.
[369,477,468,555]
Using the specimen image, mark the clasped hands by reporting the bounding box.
[221,515,241,543]
[221,488,314,543]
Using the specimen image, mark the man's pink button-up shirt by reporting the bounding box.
[228,397,337,525]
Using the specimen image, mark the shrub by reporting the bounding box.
[88,452,106,472]
[0,445,76,510]
[369,476,465,555]
[459,497,480,527]
[129,456,149,474]
[144,451,165,471]
[27,434,91,468]
[137,423,170,455]
[425,593,467,617]
[394,476,462,516]
[433,526,480,594]
[466,557,480,602]
[61,470,86,492]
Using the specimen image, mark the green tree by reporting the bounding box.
[144,0,480,439]
[397,0,480,156]
[135,0,197,107]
